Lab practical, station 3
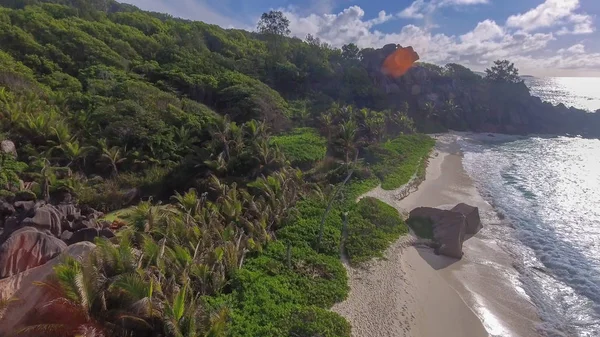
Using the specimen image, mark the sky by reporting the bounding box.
[121,0,600,77]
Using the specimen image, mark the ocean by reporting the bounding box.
[458,77,600,337]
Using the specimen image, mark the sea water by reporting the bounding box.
[458,78,600,336]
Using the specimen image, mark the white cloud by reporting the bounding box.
[283,5,600,75]
[558,44,586,54]
[369,10,394,25]
[399,0,488,19]
[506,0,594,35]
[399,0,428,19]
[286,7,553,63]
[460,19,504,42]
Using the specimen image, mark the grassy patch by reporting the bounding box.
[271,128,327,167]
[406,216,434,239]
[367,134,435,190]
[100,207,135,223]
[345,197,409,264]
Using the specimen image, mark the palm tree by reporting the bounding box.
[244,119,269,143]
[99,139,126,176]
[53,137,94,170]
[338,119,357,163]
[210,116,235,162]
[30,156,59,202]
[319,112,334,143]
[20,257,109,337]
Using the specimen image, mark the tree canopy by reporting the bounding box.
[485,59,521,83]
[257,10,291,36]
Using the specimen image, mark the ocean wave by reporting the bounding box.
[459,136,600,337]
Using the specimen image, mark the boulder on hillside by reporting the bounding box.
[451,203,482,235]
[1,139,17,157]
[0,200,15,216]
[0,216,20,244]
[22,204,63,236]
[14,200,35,216]
[0,242,96,335]
[0,227,67,278]
[67,227,114,245]
[409,207,466,259]
[56,203,80,222]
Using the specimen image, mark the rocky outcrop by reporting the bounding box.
[68,227,114,245]
[408,203,483,259]
[0,242,96,335]
[0,196,114,279]
[1,139,17,157]
[0,227,67,278]
[451,203,482,235]
[22,204,63,236]
[409,207,466,259]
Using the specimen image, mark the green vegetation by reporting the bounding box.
[485,60,521,83]
[367,134,436,190]
[0,2,440,337]
[345,197,409,264]
[407,216,435,239]
[271,128,327,167]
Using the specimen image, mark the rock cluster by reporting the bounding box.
[408,203,482,259]
[0,195,113,279]
[0,242,96,335]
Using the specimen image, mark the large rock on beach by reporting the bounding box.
[0,227,67,278]
[451,203,482,235]
[409,207,466,259]
[0,242,96,335]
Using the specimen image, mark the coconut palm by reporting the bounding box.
[53,137,94,169]
[19,257,110,337]
[338,119,357,163]
[99,139,126,176]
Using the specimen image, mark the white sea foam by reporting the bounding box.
[459,135,600,337]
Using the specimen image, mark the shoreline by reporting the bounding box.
[333,133,541,337]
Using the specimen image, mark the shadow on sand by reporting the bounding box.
[415,234,477,270]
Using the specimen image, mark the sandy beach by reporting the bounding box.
[333,133,541,337]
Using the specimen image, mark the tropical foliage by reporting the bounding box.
[0,1,440,337]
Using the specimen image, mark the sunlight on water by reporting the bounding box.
[461,136,600,337]
[524,77,600,112]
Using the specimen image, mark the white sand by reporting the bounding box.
[332,133,541,337]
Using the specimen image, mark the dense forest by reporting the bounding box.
[0,0,584,336]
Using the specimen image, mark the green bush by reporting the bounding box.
[345,197,408,264]
[406,216,434,239]
[271,128,327,167]
[226,241,349,337]
[368,134,435,190]
[277,197,345,257]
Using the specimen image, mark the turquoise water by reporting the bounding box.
[459,79,600,336]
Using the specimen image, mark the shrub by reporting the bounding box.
[368,134,435,190]
[226,241,349,337]
[345,197,408,264]
[271,128,327,167]
[277,198,342,257]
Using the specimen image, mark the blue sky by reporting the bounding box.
[122,0,600,76]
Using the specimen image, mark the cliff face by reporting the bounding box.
[365,44,600,137]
